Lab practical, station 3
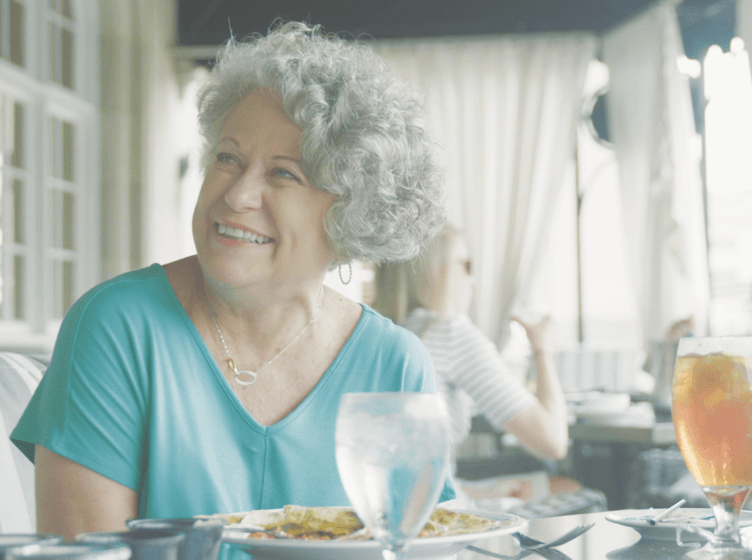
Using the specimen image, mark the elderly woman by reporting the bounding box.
[373,225,570,508]
[11,21,451,542]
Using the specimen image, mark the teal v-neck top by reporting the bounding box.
[12,264,454,551]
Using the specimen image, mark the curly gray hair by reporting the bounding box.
[196,21,446,265]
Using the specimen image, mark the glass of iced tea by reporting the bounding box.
[673,337,752,558]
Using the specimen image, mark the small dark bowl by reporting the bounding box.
[0,535,65,560]
[125,519,225,560]
[4,543,131,560]
[77,530,185,560]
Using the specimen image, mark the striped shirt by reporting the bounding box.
[402,308,537,451]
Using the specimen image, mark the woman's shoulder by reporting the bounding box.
[364,304,418,337]
[47,264,181,374]
[81,263,167,300]
[359,305,432,358]
[63,264,176,332]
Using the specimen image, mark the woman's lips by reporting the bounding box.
[215,222,274,245]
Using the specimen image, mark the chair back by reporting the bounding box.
[0,352,47,532]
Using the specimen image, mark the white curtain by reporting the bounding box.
[738,0,752,75]
[603,0,710,343]
[373,34,595,347]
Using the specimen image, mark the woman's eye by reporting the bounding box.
[273,168,299,181]
[216,152,238,165]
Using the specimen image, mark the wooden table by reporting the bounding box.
[568,421,676,446]
[461,509,697,559]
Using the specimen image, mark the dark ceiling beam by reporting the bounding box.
[175,0,737,64]
[180,0,231,45]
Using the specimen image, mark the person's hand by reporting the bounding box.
[666,316,694,341]
[511,315,552,355]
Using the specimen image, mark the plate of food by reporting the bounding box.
[606,508,752,541]
[202,505,526,560]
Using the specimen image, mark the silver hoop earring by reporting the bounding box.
[339,262,352,285]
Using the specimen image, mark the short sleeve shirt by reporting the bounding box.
[402,308,537,449]
[12,265,455,558]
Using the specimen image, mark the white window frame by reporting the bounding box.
[0,0,99,352]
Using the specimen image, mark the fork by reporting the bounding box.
[466,543,571,560]
[223,526,291,539]
[512,523,594,550]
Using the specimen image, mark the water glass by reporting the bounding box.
[77,530,185,560]
[5,543,131,560]
[335,392,450,560]
[125,519,225,560]
[0,535,64,560]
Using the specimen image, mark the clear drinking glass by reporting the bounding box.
[335,392,451,560]
[673,337,752,559]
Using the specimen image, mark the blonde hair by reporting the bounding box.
[372,225,461,323]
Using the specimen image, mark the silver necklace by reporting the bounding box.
[205,290,323,386]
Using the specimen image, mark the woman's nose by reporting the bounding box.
[224,162,265,211]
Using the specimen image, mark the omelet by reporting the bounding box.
[205,506,512,540]
[419,508,507,537]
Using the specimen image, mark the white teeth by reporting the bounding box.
[216,223,272,243]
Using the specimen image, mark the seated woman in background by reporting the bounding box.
[373,225,572,509]
[11,21,453,548]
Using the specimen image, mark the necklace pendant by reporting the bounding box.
[227,358,257,386]
[206,286,324,389]
[235,369,258,386]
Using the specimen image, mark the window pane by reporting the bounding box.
[63,121,74,181]
[52,189,75,249]
[51,117,60,178]
[10,1,26,67]
[11,102,24,169]
[53,189,61,247]
[47,12,75,88]
[62,0,73,20]
[53,259,74,319]
[49,22,58,84]
[12,179,23,243]
[53,190,60,247]
[63,191,74,249]
[61,27,73,89]
[52,118,75,181]
[63,260,73,315]
[13,254,23,320]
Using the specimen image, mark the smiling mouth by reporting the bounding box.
[216,223,274,244]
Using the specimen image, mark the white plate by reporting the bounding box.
[576,403,655,426]
[606,508,752,541]
[222,510,526,560]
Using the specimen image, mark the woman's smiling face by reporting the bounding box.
[192,88,337,291]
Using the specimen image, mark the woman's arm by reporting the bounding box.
[35,446,138,540]
[504,317,569,459]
